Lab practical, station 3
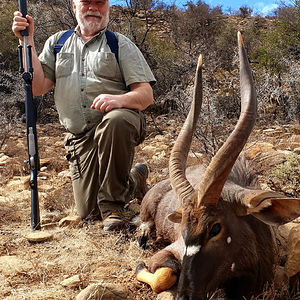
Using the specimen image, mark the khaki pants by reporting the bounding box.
[64,108,146,219]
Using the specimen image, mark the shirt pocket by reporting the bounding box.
[56,53,74,79]
[90,52,118,80]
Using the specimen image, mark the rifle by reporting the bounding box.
[18,0,41,230]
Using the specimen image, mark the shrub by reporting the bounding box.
[266,153,300,197]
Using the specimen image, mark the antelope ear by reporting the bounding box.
[242,190,300,225]
[168,207,182,223]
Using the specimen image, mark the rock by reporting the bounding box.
[38,171,50,178]
[262,128,285,137]
[40,158,51,167]
[27,231,53,242]
[154,134,171,143]
[76,283,131,300]
[245,142,275,160]
[284,224,300,278]
[274,265,289,288]
[61,274,82,287]
[59,215,82,227]
[156,287,177,300]
[294,147,300,154]
[58,170,71,178]
[0,154,11,165]
[39,184,53,191]
[142,145,157,154]
[252,150,291,169]
[277,222,298,250]
[289,134,300,144]
[152,151,166,161]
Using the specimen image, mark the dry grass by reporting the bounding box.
[1,118,300,299]
[0,118,173,300]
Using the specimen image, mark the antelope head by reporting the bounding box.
[168,32,300,300]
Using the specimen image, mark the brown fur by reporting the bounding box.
[137,159,277,299]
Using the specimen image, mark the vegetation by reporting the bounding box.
[1,1,300,299]
[0,0,300,148]
[267,153,300,197]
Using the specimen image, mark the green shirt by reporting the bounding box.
[39,27,156,134]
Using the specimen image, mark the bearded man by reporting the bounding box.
[12,0,156,231]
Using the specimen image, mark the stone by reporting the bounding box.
[262,128,284,137]
[244,142,275,160]
[293,147,300,154]
[40,158,51,167]
[38,171,50,178]
[59,215,82,227]
[252,150,291,168]
[289,134,300,144]
[142,145,157,154]
[58,170,71,178]
[39,184,53,191]
[274,265,289,288]
[156,287,177,300]
[284,224,300,278]
[60,274,82,287]
[27,231,53,242]
[76,283,131,300]
[277,222,298,249]
[0,154,11,165]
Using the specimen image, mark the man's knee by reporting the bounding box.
[104,109,139,126]
[98,109,141,139]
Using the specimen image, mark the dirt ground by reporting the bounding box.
[0,115,300,300]
[0,114,188,300]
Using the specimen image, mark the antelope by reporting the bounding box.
[135,32,300,300]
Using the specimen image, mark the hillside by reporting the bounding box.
[1,111,300,299]
[1,1,300,299]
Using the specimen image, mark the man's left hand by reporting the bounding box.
[91,94,122,113]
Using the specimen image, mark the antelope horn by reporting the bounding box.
[197,31,257,207]
[169,55,203,203]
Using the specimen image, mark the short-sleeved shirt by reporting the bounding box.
[38,27,156,134]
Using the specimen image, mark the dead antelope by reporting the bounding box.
[135,32,300,300]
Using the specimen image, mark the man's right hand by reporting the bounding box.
[12,11,34,42]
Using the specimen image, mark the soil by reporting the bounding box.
[0,115,299,300]
[0,115,183,300]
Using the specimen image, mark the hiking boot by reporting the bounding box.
[131,163,149,200]
[101,210,125,232]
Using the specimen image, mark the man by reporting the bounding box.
[12,0,156,231]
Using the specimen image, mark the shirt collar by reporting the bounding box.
[74,25,106,41]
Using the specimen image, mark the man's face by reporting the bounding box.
[73,0,110,34]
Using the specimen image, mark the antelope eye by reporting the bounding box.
[209,223,221,238]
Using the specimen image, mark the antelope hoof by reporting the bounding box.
[137,223,150,249]
[135,262,178,293]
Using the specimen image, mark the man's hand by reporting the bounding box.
[91,82,154,113]
[91,94,123,113]
[12,11,34,42]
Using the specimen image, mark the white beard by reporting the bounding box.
[76,11,107,34]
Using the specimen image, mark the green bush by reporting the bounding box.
[267,153,300,197]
